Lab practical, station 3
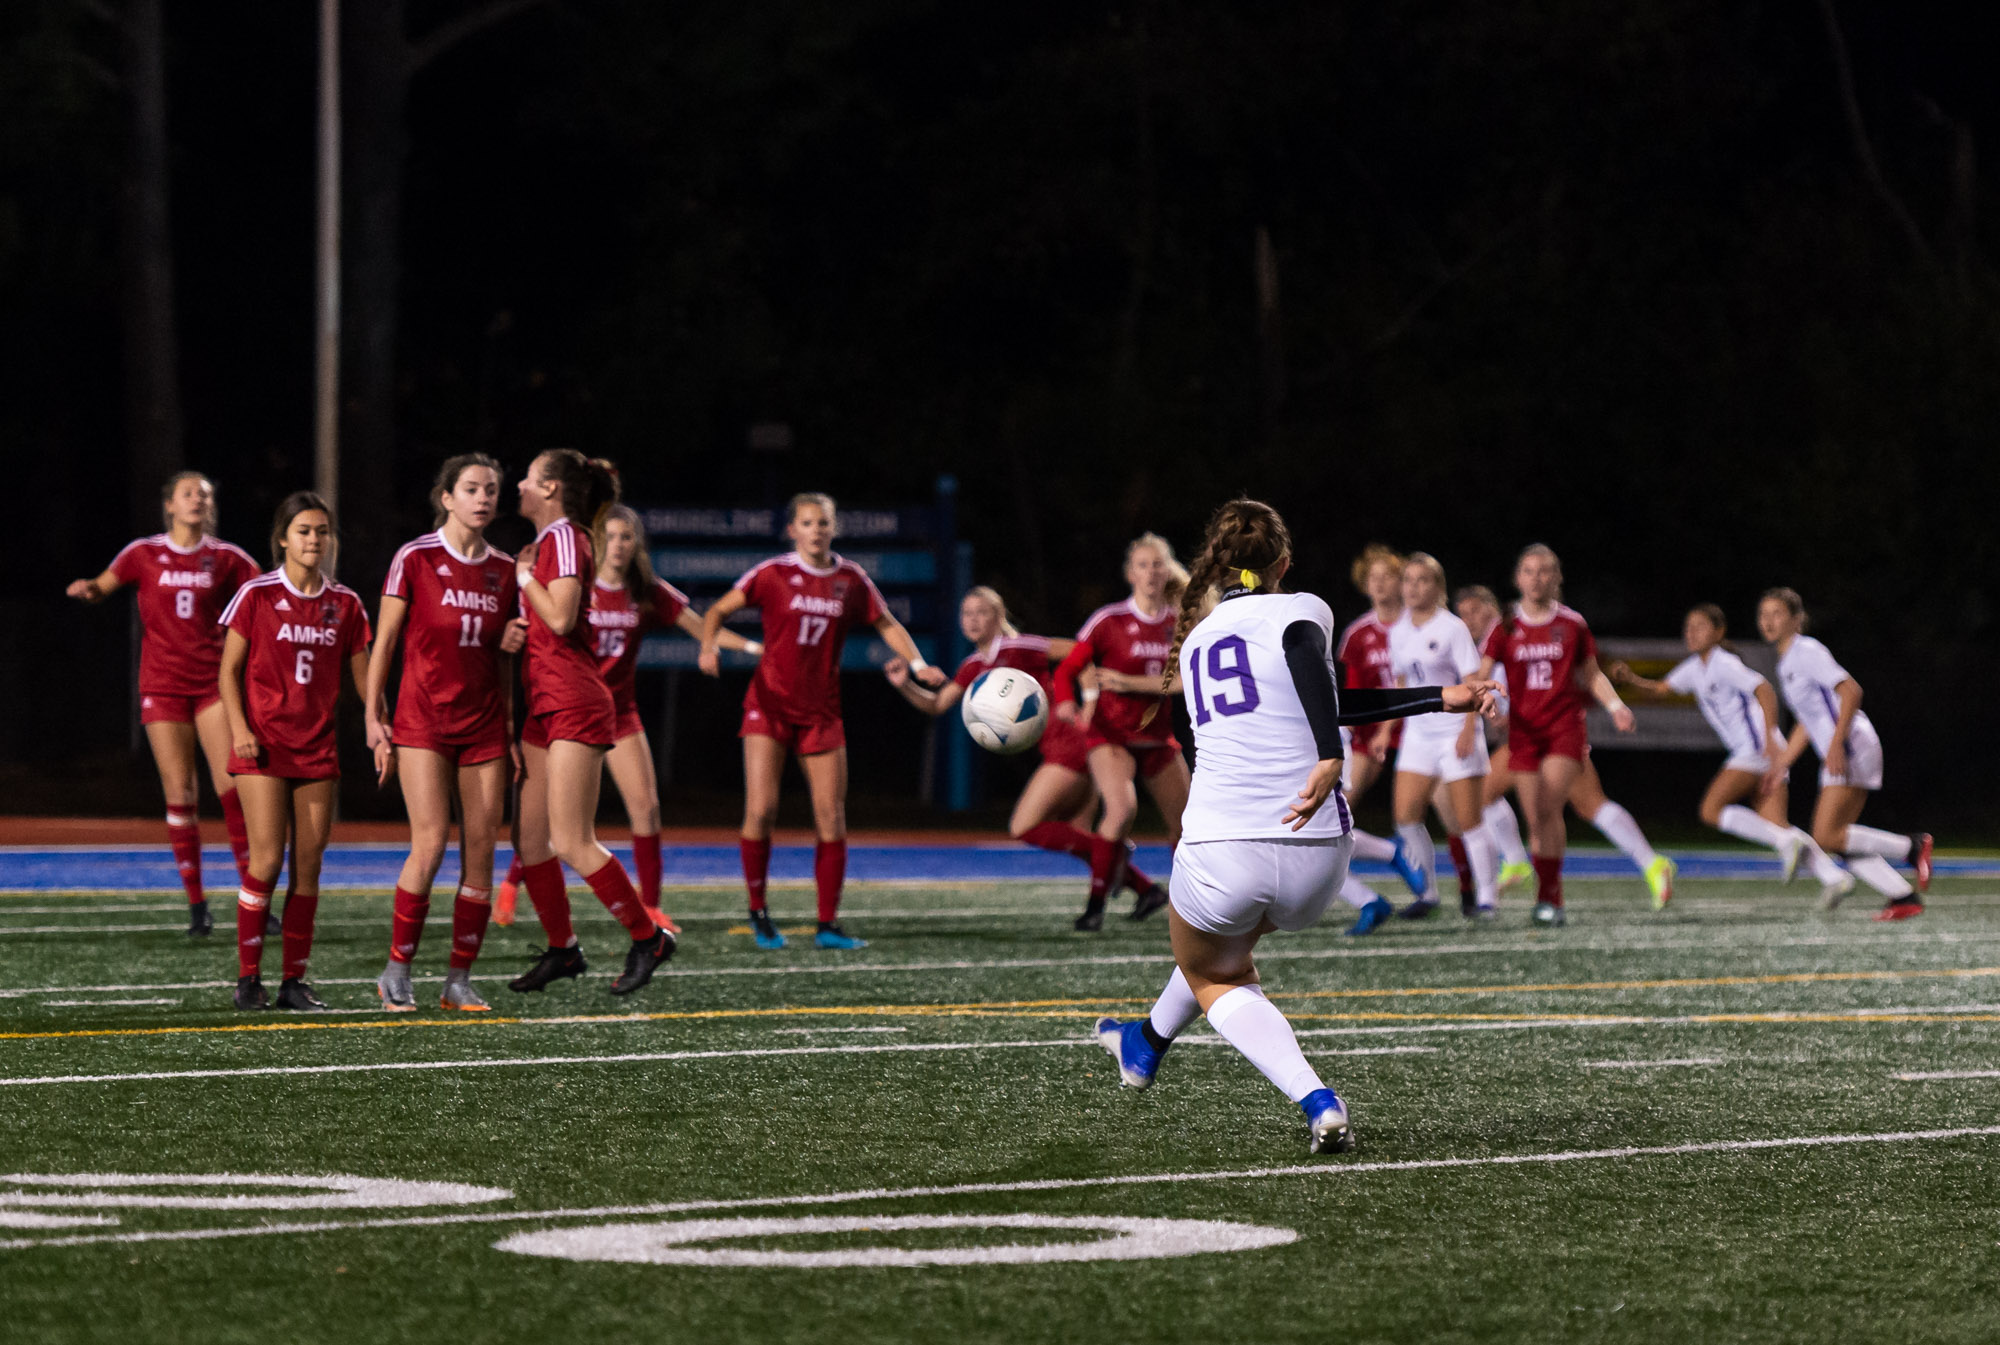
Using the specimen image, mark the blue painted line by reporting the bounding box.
[0,845,1990,894]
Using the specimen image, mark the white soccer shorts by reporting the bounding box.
[1168,834,1355,936]
[1819,728,1884,791]
[1393,726,1490,784]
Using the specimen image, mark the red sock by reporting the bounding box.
[219,788,251,885]
[450,885,491,969]
[1019,820,1094,860]
[502,852,524,888]
[280,889,318,980]
[389,886,430,964]
[167,811,204,905]
[236,875,274,978]
[631,832,662,906]
[740,837,772,912]
[1533,855,1564,907]
[522,857,575,947]
[814,839,847,924]
[1087,836,1127,903]
[1448,836,1473,896]
[1121,853,1156,895]
[585,857,655,939]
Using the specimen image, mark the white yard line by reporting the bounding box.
[6,1123,1997,1253]
[1894,1069,2000,1081]
[40,999,179,1008]
[1580,1058,1724,1069]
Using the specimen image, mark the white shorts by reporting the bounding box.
[1169,835,1355,936]
[1722,752,1772,776]
[1394,727,1489,784]
[1819,729,1884,791]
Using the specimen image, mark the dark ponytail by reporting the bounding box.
[1164,498,1292,693]
[539,448,621,562]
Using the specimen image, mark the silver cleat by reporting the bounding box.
[439,968,492,1013]
[375,961,416,1013]
[1819,871,1857,910]
[1776,833,1803,884]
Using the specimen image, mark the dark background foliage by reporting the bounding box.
[2,0,1993,830]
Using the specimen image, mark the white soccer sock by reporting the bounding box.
[1846,853,1913,898]
[1484,800,1529,867]
[1463,826,1499,908]
[1147,968,1202,1040]
[1339,874,1379,909]
[1205,984,1324,1103]
[1842,825,1912,861]
[1591,801,1658,870]
[1348,829,1396,864]
[1717,804,1789,850]
[1395,822,1437,898]
[1795,828,1846,885]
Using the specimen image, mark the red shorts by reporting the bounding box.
[1085,729,1185,779]
[612,702,645,744]
[140,691,221,726]
[739,684,845,756]
[1507,712,1588,772]
[522,703,618,750]
[1038,718,1090,773]
[393,707,509,766]
[228,742,338,782]
[1347,718,1403,757]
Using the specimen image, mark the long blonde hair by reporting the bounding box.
[964,585,1018,639]
[1127,532,1190,606]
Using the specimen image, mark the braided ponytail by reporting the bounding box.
[1162,499,1292,695]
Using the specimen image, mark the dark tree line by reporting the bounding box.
[4,0,1997,825]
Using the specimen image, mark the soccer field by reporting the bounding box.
[4,870,1999,1344]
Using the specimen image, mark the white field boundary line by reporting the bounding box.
[0,1037,1444,1089]
[7,1124,1999,1253]
[1895,1069,2000,1081]
[1580,1058,1724,1069]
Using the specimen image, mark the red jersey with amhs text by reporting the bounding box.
[1481,604,1600,733]
[523,518,613,716]
[110,533,261,697]
[1071,600,1175,744]
[734,553,887,722]
[1336,610,1404,747]
[220,572,370,770]
[383,531,517,741]
[589,577,690,712]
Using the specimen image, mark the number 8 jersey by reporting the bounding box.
[1178,591,1352,843]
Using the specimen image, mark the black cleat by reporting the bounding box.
[1459,885,1477,918]
[1128,884,1170,922]
[609,928,676,995]
[187,900,214,938]
[233,975,269,1010]
[264,910,281,937]
[1397,897,1440,921]
[274,977,327,1011]
[1074,901,1106,932]
[508,944,587,993]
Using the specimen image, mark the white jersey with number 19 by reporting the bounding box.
[1178,591,1353,844]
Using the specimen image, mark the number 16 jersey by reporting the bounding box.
[1178,591,1352,843]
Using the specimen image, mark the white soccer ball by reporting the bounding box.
[960,667,1049,756]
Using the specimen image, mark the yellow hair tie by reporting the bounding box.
[1239,569,1259,590]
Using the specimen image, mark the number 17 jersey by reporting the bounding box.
[1178,591,1352,843]
[733,552,887,724]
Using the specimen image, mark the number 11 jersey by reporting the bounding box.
[1178,591,1352,843]
[382,530,517,743]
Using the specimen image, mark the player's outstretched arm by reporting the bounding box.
[1278,619,1346,829]
[697,588,749,676]
[675,606,760,658]
[883,658,962,716]
[872,612,947,688]
[65,567,123,603]
[1585,664,1637,733]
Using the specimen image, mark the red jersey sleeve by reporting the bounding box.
[1050,636,1095,707]
[109,539,148,586]
[647,579,690,633]
[857,569,888,625]
[732,563,769,607]
[225,587,258,640]
[342,593,373,658]
[1480,622,1504,662]
[1574,619,1598,667]
[382,543,414,600]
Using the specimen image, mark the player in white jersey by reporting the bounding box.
[1090,500,1495,1154]
[1612,603,1848,899]
[1757,589,1931,919]
[1453,586,1536,893]
[1388,554,1499,918]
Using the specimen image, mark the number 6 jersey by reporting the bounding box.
[1178,591,1352,843]
[382,530,517,743]
[220,570,371,774]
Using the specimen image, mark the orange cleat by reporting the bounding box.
[493,879,519,927]
[1911,833,1934,893]
[1873,897,1924,922]
[643,905,681,936]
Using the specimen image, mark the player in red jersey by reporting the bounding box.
[216,492,371,1010]
[1332,544,1429,930]
[362,455,521,1014]
[1049,533,1193,931]
[698,492,943,950]
[884,586,1170,919]
[67,472,260,936]
[1475,544,1646,927]
[505,451,676,996]
[495,504,761,930]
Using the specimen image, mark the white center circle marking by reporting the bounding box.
[0,1173,511,1211]
[495,1213,1296,1268]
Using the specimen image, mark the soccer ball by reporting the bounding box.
[960,668,1049,755]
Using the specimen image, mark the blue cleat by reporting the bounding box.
[1389,836,1429,896]
[749,909,787,950]
[1094,1017,1164,1089]
[1343,895,1395,937]
[1301,1088,1355,1153]
[814,923,868,950]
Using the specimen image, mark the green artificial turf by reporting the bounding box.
[3,873,1999,1344]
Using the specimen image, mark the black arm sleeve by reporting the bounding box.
[1336,686,1447,724]
[1281,621,1347,761]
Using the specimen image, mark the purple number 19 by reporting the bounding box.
[1189,634,1261,725]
